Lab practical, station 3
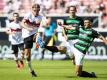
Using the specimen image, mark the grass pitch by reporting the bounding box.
[0,60,107,80]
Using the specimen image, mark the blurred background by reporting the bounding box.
[0,0,107,60]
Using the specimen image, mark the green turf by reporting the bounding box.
[0,60,107,80]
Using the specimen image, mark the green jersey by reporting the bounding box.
[64,17,83,40]
[74,27,100,54]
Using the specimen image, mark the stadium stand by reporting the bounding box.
[0,0,107,28]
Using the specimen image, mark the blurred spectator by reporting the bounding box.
[3,0,14,14]
[48,0,65,14]
[78,1,86,13]
[12,0,22,12]
[0,0,5,15]
[100,10,107,28]
[84,4,93,13]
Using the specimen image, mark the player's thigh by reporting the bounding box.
[73,48,85,65]
[44,36,52,45]
[11,45,18,54]
[24,35,34,49]
[18,43,24,50]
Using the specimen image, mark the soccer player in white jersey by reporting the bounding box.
[6,13,24,69]
[21,4,43,77]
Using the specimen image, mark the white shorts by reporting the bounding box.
[65,40,78,57]
[70,46,85,65]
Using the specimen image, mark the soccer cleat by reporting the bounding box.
[31,70,37,77]
[91,72,97,78]
[20,60,24,68]
[16,63,20,69]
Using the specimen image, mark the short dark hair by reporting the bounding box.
[84,17,93,22]
[32,4,40,9]
[66,5,76,13]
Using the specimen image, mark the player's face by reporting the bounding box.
[84,20,92,28]
[32,5,40,15]
[69,7,76,15]
[13,14,19,21]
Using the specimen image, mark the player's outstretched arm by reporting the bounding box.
[99,35,107,45]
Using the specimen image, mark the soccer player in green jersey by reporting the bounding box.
[62,6,83,63]
[64,5,83,40]
[69,18,107,77]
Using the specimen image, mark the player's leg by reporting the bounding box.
[41,48,45,60]
[36,34,57,54]
[72,46,84,76]
[41,36,52,59]
[68,40,78,65]
[18,43,24,68]
[12,45,20,69]
[24,35,37,77]
[73,47,96,77]
[36,35,67,53]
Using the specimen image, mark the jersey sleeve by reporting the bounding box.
[23,13,30,20]
[92,30,101,38]
[6,23,12,30]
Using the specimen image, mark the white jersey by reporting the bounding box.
[22,12,43,38]
[8,21,23,45]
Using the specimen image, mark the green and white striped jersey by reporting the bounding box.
[64,17,83,40]
[74,27,100,54]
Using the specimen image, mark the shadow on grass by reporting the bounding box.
[66,76,98,78]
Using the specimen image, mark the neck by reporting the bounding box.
[32,11,39,17]
[70,14,76,18]
[85,26,91,29]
